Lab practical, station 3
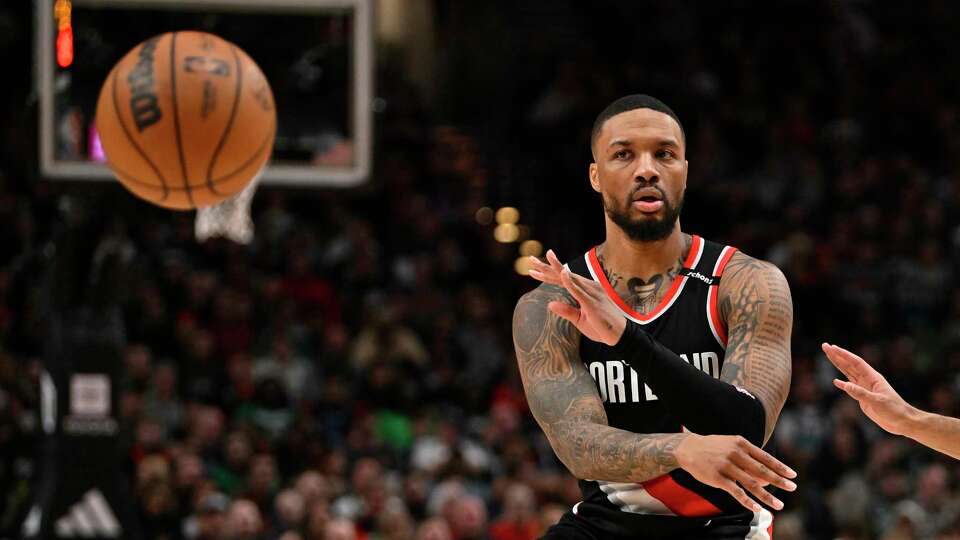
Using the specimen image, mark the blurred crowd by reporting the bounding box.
[4,1,960,539]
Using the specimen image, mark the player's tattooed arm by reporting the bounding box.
[513,284,685,482]
[522,253,799,509]
[719,252,793,444]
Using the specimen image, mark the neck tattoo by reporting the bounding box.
[597,236,691,315]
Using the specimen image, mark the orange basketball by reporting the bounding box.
[95,31,276,210]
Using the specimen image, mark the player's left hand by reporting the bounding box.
[528,250,626,346]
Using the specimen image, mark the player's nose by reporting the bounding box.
[632,152,659,183]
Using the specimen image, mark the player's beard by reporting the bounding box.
[603,186,684,242]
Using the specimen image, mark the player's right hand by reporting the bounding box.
[675,434,797,513]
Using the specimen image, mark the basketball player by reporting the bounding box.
[823,343,960,459]
[512,95,795,539]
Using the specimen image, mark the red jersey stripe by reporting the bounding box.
[587,235,703,323]
[640,474,722,517]
[707,246,738,346]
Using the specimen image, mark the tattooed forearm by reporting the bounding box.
[558,424,686,482]
[513,285,687,481]
[719,253,793,443]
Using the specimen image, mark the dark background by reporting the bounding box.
[3,1,960,539]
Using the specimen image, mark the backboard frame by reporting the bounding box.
[35,0,373,187]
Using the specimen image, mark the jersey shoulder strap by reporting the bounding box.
[678,238,737,287]
[680,237,739,346]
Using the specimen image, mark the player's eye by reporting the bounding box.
[613,150,631,160]
[656,149,675,160]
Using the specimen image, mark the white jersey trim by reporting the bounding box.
[596,481,675,515]
[582,235,704,326]
[707,245,736,347]
[746,508,774,539]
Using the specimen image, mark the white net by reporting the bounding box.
[194,170,262,245]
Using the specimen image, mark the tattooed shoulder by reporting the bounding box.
[512,284,581,380]
[513,284,578,352]
[512,284,598,437]
[718,253,791,324]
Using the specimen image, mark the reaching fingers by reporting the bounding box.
[527,267,548,284]
[527,249,571,286]
[546,250,605,299]
[547,301,580,324]
[834,379,881,402]
[528,265,561,286]
[567,270,607,301]
[529,254,558,273]
[546,249,565,273]
[734,450,797,492]
[725,465,784,511]
[822,343,863,381]
[744,444,798,480]
[529,256,561,275]
[821,343,860,382]
[824,343,878,382]
[716,478,763,513]
[535,249,608,303]
[560,269,594,306]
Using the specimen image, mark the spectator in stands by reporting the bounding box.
[224,499,264,540]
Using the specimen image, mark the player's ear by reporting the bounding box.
[589,163,601,193]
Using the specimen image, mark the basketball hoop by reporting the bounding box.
[194,169,261,244]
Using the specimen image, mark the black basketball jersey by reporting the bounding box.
[563,235,775,539]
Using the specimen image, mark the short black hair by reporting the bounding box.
[590,94,685,150]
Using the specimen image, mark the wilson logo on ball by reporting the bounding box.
[184,56,230,77]
[127,36,162,132]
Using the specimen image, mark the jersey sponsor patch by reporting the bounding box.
[680,268,717,285]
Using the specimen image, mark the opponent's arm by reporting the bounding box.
[902,413,960,460]
[824,343,960,460]
[513,284,684,482]
[514,284,796,511]
[718,253,793,445]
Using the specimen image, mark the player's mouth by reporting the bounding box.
[631,188,664,213]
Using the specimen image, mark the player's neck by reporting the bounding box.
[599,225,688,281]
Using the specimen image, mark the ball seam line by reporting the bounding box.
[205,43,244,197]
[168,31,195,208]
[108,123,274,192]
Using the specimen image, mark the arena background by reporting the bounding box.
[3,1,960,539]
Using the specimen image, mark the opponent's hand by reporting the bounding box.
[527,250,626,346]
[676,434,797,513]
[822,343,918,436]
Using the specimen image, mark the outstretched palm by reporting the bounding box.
[822,343,916,436]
